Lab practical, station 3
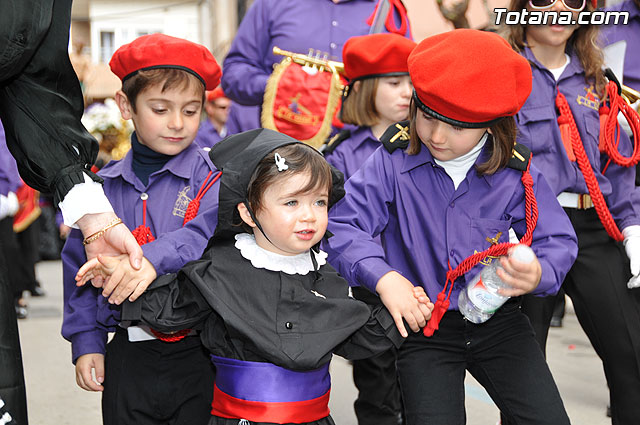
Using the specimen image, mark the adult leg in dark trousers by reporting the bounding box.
[15,221,41,297]
[352,287,404,425]
[523,208,640,425]
[550,290,565,327]
[0,220,28,425]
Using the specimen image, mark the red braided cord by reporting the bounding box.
[424,161,539,336]
[600,82,640,167]
[150,170,221,341]
[183,171,222,225]
[556,91,624,241]
[131,199,155,245]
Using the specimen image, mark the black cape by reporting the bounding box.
[122,238,402,371]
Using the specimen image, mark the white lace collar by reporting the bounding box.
[234,233,327,275]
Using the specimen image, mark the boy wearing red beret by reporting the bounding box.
[62,34,222,425]
[195,87,233,149]
[324,29,578,424]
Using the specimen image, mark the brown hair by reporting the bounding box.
[246,144,333,216]
[407,101,517,175]
[503,0,606,95]
[121,68,205,112]
[340,78,381,127]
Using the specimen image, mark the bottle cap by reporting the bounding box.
[510,244,535,263]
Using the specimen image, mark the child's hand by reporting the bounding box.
[77,254,158,304]
[412,286,434,315]
[376,271,432,338]
[75,353,104,392]
[495,249,542,297]
[75,254,129,288]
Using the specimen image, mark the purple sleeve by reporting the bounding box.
[220,0,272,105]
[325,151,397,293]
[61,229,108,364]
[142,153,220,275]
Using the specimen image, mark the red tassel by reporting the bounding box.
[183,171,222,226]
[598,105,610,152]
[423,293,449,337]
[556,113,576,161]
[182,199,200,226]
[131,224,155,245]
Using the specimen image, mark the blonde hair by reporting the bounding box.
[340,79,380,127]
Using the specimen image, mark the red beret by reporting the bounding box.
[342,33,416,81]
[109,34,221,90]
[206,87,226,102]
[408,29,532,128]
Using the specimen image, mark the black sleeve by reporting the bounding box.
[121,270,212,333]
[332,304,405,361]
[0,0,100,204]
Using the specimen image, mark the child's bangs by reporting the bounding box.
[290,152,333,198]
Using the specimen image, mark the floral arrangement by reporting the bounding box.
[81,98,134,161]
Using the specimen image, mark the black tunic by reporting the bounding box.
[122,237,403,424]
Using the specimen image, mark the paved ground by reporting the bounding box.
[17,260,611,425]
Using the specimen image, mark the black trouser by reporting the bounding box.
[103,328,215,425]
[15,220,40,294]
[352,287,403,425]
[397,299,570,425]
[0,217,26,300]
[0,220,27,425]
[521,208,640,425]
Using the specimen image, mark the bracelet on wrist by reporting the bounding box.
[82,218,123,246]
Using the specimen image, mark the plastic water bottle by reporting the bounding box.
[458,244,536,324]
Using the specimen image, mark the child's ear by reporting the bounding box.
[487,128,493,135]
[353,80,361,93]
[236,202,257,228]
[115,90,133,120]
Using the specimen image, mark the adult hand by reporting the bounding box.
[77,212,143,279]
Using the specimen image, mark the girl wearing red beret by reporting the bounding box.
[506,1,640,423]
[323,32,416,425]
[324,33,415,181]
[324,29,578,424]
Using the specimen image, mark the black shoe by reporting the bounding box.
[15,304,28,319]
[29,283,46,297]
[550,317,563,328]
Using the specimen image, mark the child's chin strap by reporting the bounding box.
[242,199,279,250]
[423,153,539,337]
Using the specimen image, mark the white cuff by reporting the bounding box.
[622,225,640,244]
[58,174,114,228]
